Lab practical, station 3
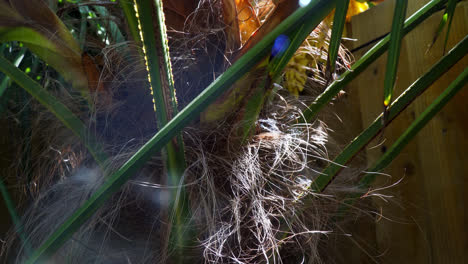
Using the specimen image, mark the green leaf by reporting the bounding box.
[0,0,87,90]
[0,55,107,166]
[428,0,458,54]
[383,0,407,112]
[442,0,457,54]
[24,1,337,262]
[119,0,142,45]
[78,6,88,50]
[134,0,179,128]
[428,11,447,51]
[235,75,270,143]
[133,0,189,259]
[0,48,26,98]
[268,23,314,81]
[368,67,467,183]
[300,0,447,123]
[326,0,350,81]
[0,176,32,257]
[93,5,125,44]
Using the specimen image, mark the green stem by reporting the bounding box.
[383,0,407,111]
[0,48,26,98]
[0,177,32,256]
[443,0,458,54]
[326,0,350,78]
[133,0,190,260]
[119,0,142,45]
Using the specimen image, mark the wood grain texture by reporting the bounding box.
[348,0,468,263]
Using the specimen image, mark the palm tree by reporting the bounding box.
[0,0,465,263]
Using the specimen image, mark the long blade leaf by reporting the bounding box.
[0,176,32,256]
[133,0,190,259]
[367,67,467,184]
[442,0,457,54]
[119,0,142,44]
[134,0,179,127]
[383,0,407,117]
[0,48,26,98]
[0,55,107,165]
[427,0,458,54]
[133,0,187,182]
[0,0,87,90]
[326,0,350,81]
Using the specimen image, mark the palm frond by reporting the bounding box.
[326,0,350,82]
[383,0,407,119]
[0,55,107,165]
[132,0,190,259]
[309,34,468,193]
[300,0,447,123]
[0,0,86,90]
[0,177,32,257]
[336,61,468,219]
